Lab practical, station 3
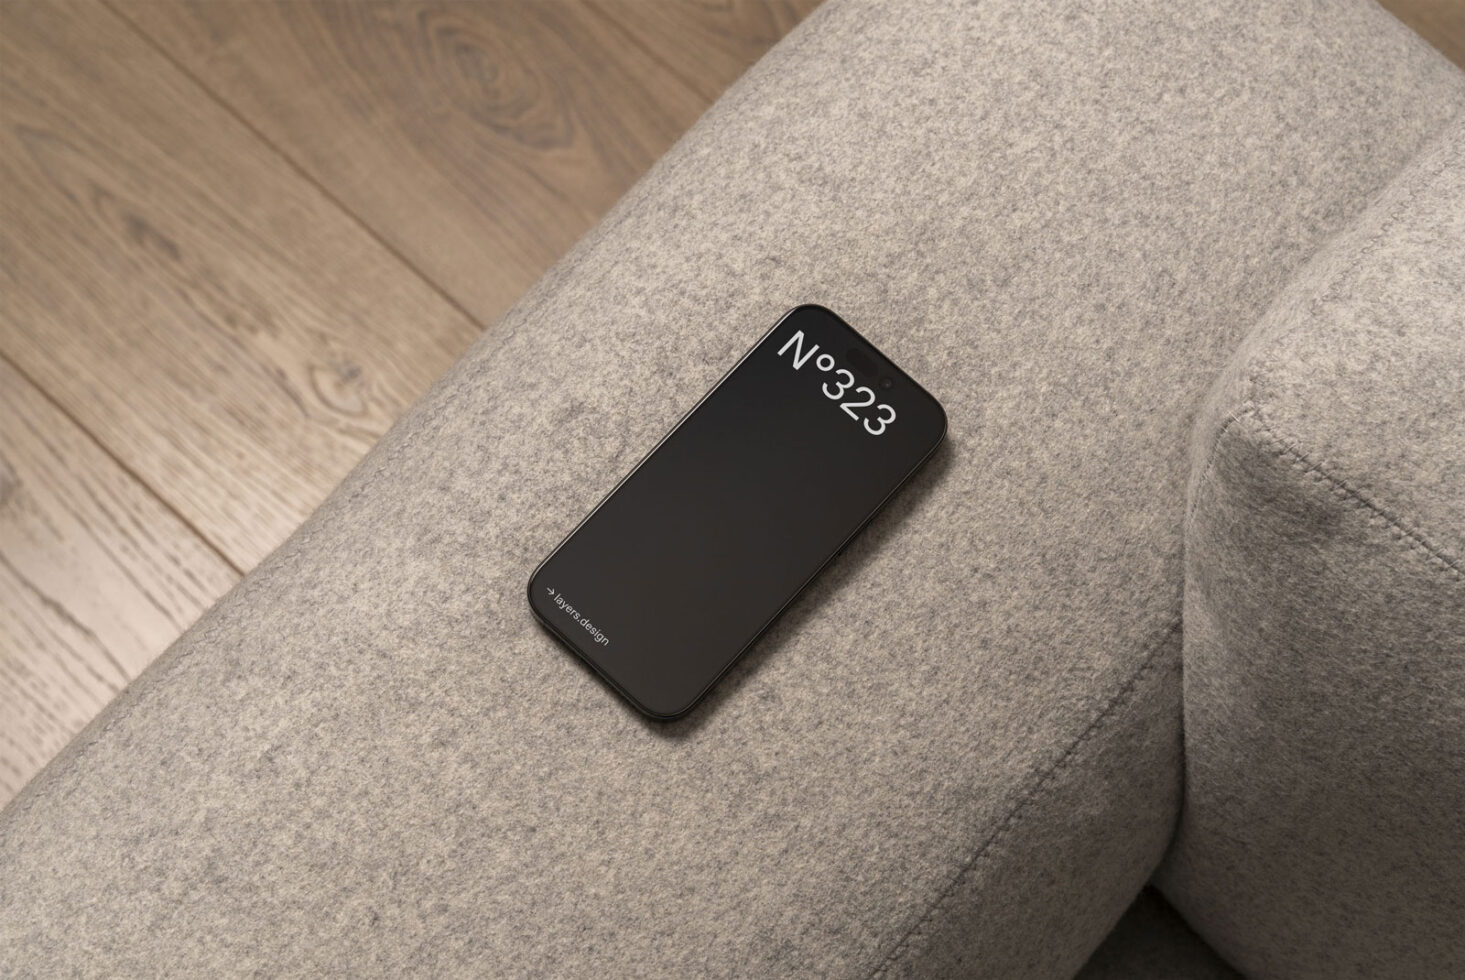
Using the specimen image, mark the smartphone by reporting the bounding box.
[527,305,947,720]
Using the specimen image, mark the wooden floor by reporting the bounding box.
[0,0,820,805]
[0,0,1458,807]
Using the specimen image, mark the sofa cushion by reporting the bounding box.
[1155,118,1465,976]
[2,1,1461,976]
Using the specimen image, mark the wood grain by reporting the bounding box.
[120,0,824,331]
[0,0,818,813]
[587,0,824,103]
[0,0,483,571]
[0,357,239,805]
[1378,0,1465,69]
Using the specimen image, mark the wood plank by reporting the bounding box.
[120,0,823,331]
[588,0,825,103]
[0,0,483,570]
[0,0,818,811]
[0,357,240,805]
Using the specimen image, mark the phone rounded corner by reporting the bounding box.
[789,301,837,319]
[586,666,700,723]
[634,693,699,723]
[525,565,551,622]
[929,398,950,452]
[777,303,843,334]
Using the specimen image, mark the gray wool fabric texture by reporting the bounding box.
[1074,889,1240,980]
[3,1,1463,976]
[1154,119,1465,978]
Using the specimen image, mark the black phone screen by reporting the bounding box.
[528,305,946,719]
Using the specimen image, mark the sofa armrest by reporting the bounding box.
[1157,118,1465,978]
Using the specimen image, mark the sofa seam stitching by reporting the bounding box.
[1185,404,1253,534]
[1250,129,1453,396]
[1237,404,1464,584]
[862,105,1463,980]
[865,616,1182,979]
[1186,129,1458,608]
[1232,131,1462,577]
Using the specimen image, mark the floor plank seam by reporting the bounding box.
[0,349,244,579]
[100,0,495,347]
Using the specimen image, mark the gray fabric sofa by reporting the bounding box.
[2,0,1462,976]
